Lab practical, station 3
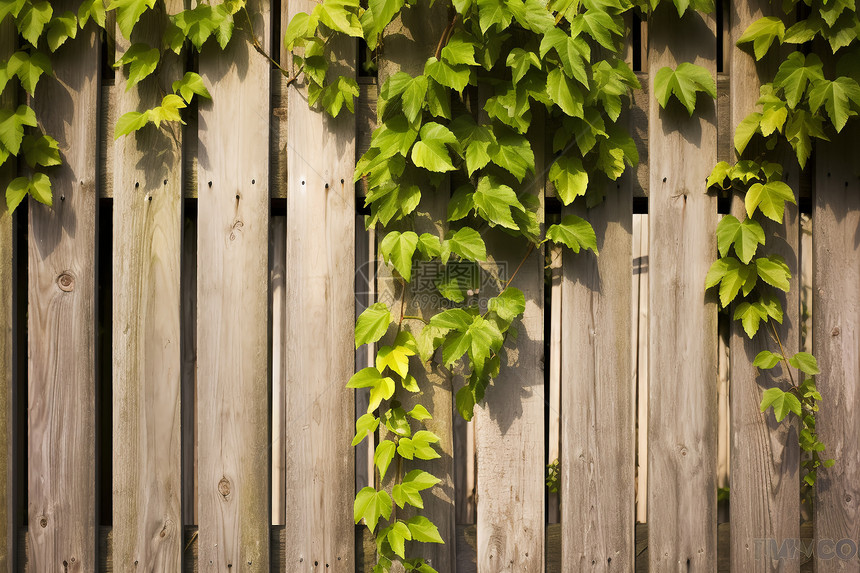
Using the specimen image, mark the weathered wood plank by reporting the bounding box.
[283,0,356,568]
[562,176,634,570]
[271,215,287,526]
[813,126,860,573]
[546,243,561,526]
[728,1,800,569]
[632,214,649,524]
[111,5,184,570]
[27,14,100,571]
[0,18,14,573]
[196,1,271,569]
[646,4,719,571]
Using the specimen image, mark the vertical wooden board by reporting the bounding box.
[111,5,184,570]
[646,4,719,571]
[271,216,287,525]
[196,1,271,569]
[283,1,356,569]
[813,127,860,573]
[546,244,561,526]
[27,18,99,572]
[561,190,634,570]
[728,1,800,569]
[0,19,14,573]
[632,214,649,523]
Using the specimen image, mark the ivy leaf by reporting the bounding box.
[78,0,106,28]
[705,257,757,307]
[546,214,598,254]
[16,0,52,46]
[753,350,783,369]
[0,104,37,155]
[745,181,796,223]
[734,112,762,155]
[5,176,29,214]
[549,155,588,205]
[715,215,765,264]
[392,470,440,509]
[408,405,432,421]
[108,0,156,39]
[362,0,404,45]
[448,227,486,261]
[570,9,623,52]
[455,385,476,421]
[491,128,534,182]
[474,176,524,230]
[442,30,479,66]
[596,126,638,180]
[411,122,457,173]
[755,254,791,292]
[397,430,441,460]
[284,11,318,50]
[380,230,419,281]
[477,0,513,32]
[407,516,444,543]
[424,57,471,93]
[0,0,25,23]
[172,72,212,104]
[21,134,60,168]
[760,387,801,422]
[506,48,541,84]
[346,367,396,412]
[46,11,77,52]
[450,115,497,175]
[654,62,716,116]
[114,111,149,139]
[7,51,53,97]
[374,440,397,480]
[115,43,160,90]
[808,77,860,133]
[386,521,412,559]
[707,161,733,189]
[774,53,824,109]
[315,0,363,36]
[785,109,828,169]
[488,287,525,322]
[352,413,380,446]
[734,301,768,338]
[146,94,187,127]
[354,486,392,532]
[376,331,418,378]
[736,16,785,60]
[547,68,584,117]
[789,352,820,375]
[355,302,391,348]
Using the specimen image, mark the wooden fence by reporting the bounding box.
[0,0,858,571]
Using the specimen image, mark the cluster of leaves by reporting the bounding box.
[705,0,860,490]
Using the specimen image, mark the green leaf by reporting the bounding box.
[5,176,28,214]
[16,0,52,46]
[380,231,419,281]
[7,51,52,97]
[488,287,526,323]
[477,0,513,32]
[455,385,476,420]
[46,11,77,52]
[21,134,60,168]
[774,53,824,109]
[492,128,534,182]
[760,387,801,422]
[442,30,479,65]
[570,8,623,52]
[755,254,791,292]
[284,11,317,50]
[785,109,828,169]
[547,68,584,117]
[734,112,762,155]
[546,215,598,254]
[0,104,37,155]
[410,122,457,173]
[408,405,432,421]
[115,43,160,90]
[808,76,860,133]
[172,72,211,104]
[705,257,757,307]
[789,352,820,375]
[146,94,187,127]
[406,516,444,543]
[474,176,525,230]
[387,521,412,559]
[393,470,440,509]
[448,227,486,261]
[506,48,541,84]
[362,0,404,45]
[707,161,733,189]
[753,350,782,369]
[716,215,765,264]
[108,0,156,39]
[416,233,442,259]
[736,16,785,60]
[354,486,392,532]
[114,111,149,139]
[549,155,588,205]
[397,430,441,460]
[355,302,391,348]
[734,301,767,338]
[347,367,396,413]
[376,333,417,379]
[424,57,471,93]
[78,0,106,28]
[654,62,716,116]
[28,172,51,205]
[374,440,397,480]
[745,181,796,223]
[352,413,380,446]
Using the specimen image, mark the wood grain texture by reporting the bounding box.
[0,19,15,573]
[632,214,649,524]
[646,4,719,571]
[728,1,800,569]
[813,126,860,573]
[196,1,271,569]
[270,216,286,525]
[561,185,634,570]
[111,5,184,570]
[27,16,99,572]
[546,243,561,526]
[283,0,356,568]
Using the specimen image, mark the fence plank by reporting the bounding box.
[814,126,860,573]
[283,0,356,568]
[111,5,184,570]
[562,172,634,570]
[27,18,99,571]
[0,19,14,573]
[271,215,287,525]
[196,0,271,569]
[647,5,719,570]
[632,214,649,523]
[728,1,801,569]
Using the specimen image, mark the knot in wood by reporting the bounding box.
[218,477,231,497]
[39,516,47,528]
[832,326,841,337]
[57,272,75,292]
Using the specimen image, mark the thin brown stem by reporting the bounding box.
[482,241,536,318]
[434,13,460,60]
[769,321,797,390]
[242,7,291,76]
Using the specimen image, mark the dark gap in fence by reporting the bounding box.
[101,11,115,84]
[545,195,562,215]
[798,196,812,215]
[632,196,648,214]
[12,202,27,569]
[717,196,731,214]
[96,198,113,532]
[715,0,724,73]
[271,0,282,67]
[356,193,371,216]
[631,11,643,72]
[180,198,198,535]
[271,197,287,216]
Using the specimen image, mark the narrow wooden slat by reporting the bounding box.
[27,16,99,571]
[283,0,356,568]
[0,19,14,573]
[546,243,562,525]
[196,0,271,568]
[111,5,184,569]
[562,159,634,571]
[646,4,718,570]
[813,126,860,573]
[728,1,800,569]
[270,215,287,525]
[632,214,649,523]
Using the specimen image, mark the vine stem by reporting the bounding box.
[241,7,293,78]
[482,241,536,318]
[769,321,797,390]
[434,13,460,60]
